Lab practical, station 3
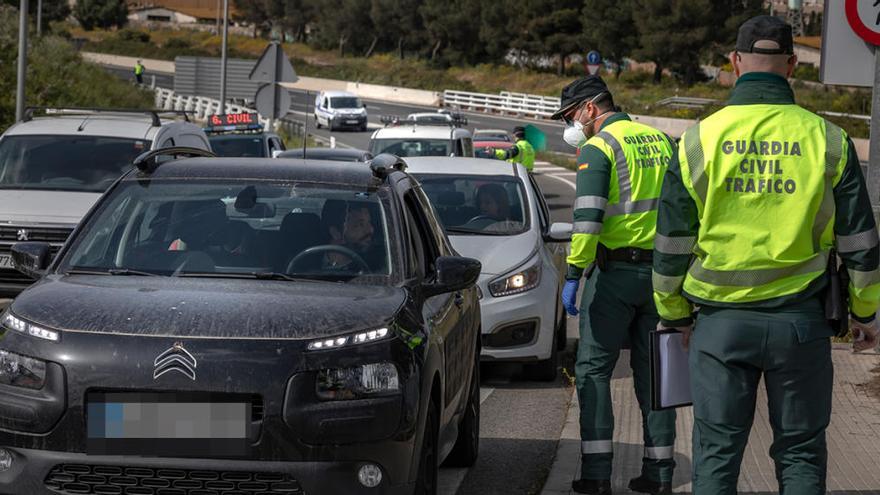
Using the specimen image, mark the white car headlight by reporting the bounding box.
[316,362,400,401]
[1,310,60,342]
[307,327,390,351]
[488,260,542,297]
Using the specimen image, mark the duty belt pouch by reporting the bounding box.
[596,244,609,272]
[824,249,850,338]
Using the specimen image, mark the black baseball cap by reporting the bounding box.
[550,75,610,121]
[736,15,794,55]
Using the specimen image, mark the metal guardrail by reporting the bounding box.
[819,111,872,122]
[442,89,561,119]
[655,96,718,109]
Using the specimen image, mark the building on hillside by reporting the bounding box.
[793,36,821,67]
[126,1,240,29]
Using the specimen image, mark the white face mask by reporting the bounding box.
[562,110,612,149]
[563,120,587,148]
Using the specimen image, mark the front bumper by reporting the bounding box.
[331,115,367,128]
[0,447,415,494]
[477,270,558,362]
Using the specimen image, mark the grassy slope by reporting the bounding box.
[70,26,871,138]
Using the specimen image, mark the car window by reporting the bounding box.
[462,138,473,157]
[369,138,451,157]
[160,137,174,148]
[330,97,362,109]
[178,133,207,149]
[415,174,529,236]
[270,137,285,152]
[60,180,398,285]
[527,173,550,230]
[0,135,150,193]
[413,185,449,255]
[403,191,438,278]
[209,136,265,157]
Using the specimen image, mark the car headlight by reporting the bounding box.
[0,350,47,389]
[488,261,542,297]
[307,327,390,351]
[1,310,60,342]
[316,362,400,401]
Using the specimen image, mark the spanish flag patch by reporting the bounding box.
[578,163,590,170]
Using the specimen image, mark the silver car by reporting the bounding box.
[406,157,571,380]
[0,108,212,297]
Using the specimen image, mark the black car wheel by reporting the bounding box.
[443,352,480,467]
[314,114,322,129]
[414,400,439,495]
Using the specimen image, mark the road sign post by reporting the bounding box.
[840,0,880,215]
[585,50,602,76]
[249,42,298,129]
[219,0,229,114]
[15,0,28,122]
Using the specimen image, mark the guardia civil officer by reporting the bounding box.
[554,75,676,495]
[652,16,880,494]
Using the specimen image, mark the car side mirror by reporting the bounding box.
[424,256,481,296]
[544,222,573,242]
[363,103,368,108]
[271,149,283,158]
[11,242,52,279]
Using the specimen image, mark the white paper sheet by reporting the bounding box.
[658,332,692,408]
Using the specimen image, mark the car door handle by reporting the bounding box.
[454,292,464,307]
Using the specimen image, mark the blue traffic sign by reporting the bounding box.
[586,50,602,65]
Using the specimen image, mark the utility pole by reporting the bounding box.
[219,0,229,114]
[215,0,220,35]
[16,0,28,122]
[36,0,41,36]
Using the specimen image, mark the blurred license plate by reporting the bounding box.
[0,255,13,269]
[346,120,359,124]
[86,392,251,457]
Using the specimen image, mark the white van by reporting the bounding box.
[313,90,368,132]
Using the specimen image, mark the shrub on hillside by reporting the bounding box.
[0,5,153,132]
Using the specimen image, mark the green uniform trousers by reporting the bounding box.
[690,299,834,495]
[575,262,676,482]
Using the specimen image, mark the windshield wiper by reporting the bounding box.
[108,268,159,276]
[444,227,510,236]
[64,268,111,276]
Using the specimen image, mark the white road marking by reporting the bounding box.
[542,173,577,190]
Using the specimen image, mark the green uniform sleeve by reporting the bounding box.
[566,144,611,280]
[833,137,880,322]
[652,144,699,326]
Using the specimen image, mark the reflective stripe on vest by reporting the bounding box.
[594,130,663,216]
[678,107,847,301]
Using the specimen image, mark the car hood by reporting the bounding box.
[11,275,406,340]
[449,230,538,276]
[0,190,100,225]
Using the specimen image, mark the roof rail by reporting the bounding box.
[368,153,407,179]
[23,107,193,127]
[132,146,216,174]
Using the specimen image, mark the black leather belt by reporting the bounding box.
[606,247,653,263]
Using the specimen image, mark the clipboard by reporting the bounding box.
[650,328,693,410]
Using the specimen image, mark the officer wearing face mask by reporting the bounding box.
[552,75,677,495]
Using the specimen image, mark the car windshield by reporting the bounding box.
[208,135,265,157]
[331,97,362,108]
[473,133,510,142]
[60,180,396,284]
[0,135,150,192]
[369,139,451,157]
[415,174,529,236]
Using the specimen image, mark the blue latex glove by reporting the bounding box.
[562,279,580,316]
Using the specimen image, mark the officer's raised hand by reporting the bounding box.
[851,317,879,352]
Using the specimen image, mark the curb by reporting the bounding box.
[540,388,579,495]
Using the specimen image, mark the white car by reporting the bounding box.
[313,90,368,131]
[0,108,211,297]
[369,124,474,158]
[406,157,571,380]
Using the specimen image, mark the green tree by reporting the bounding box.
[634,0,713,85]
[709,0,766,54]
[419,0,482,65]
[581,0,637,78]
[73,0,127,31]
[477,0,515,62]
[307,0,374,57]
[509,0,582,76]
[0,5,152,131]
[370,0,424,58]
[2,0,70,25]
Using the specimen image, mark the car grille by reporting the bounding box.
[0,225,72,285]
[44,464,304,494]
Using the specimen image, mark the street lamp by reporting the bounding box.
[16,0,28,122]
[219,0,229,115]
